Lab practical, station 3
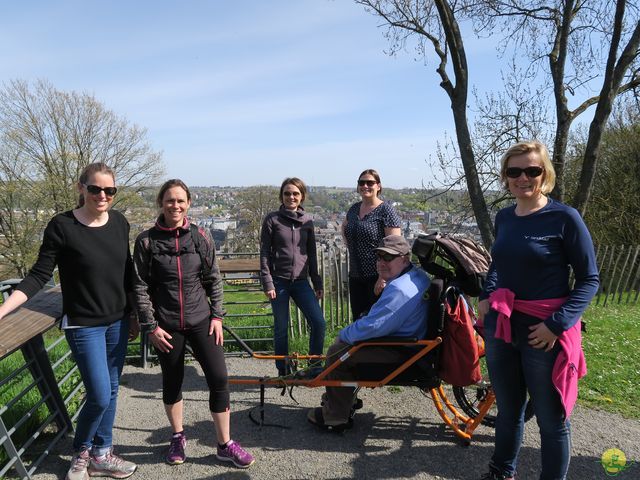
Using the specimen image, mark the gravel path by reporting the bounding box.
[31,357,639,479]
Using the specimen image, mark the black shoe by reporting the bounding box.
[479,471,514,480]
[307,407,353,432]
[294,367,324,379]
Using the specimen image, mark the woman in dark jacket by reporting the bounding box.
[259,177,326,377]
[132,179,253,469]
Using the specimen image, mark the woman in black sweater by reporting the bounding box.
[0,162,137,480]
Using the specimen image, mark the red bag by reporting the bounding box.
[438,296,482,387]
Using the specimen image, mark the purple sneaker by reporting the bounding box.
[166,432,187,465]
[216,440,254,468]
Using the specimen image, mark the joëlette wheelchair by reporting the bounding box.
[227,274,500,445]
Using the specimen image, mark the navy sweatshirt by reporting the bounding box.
[481,198,599,335]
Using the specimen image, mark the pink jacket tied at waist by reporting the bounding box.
[488,288,587,419]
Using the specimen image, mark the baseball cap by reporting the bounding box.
[374,235,411,256]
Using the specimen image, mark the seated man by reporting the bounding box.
[308,234,430,429]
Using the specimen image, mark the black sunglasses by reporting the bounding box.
[505,166,544,179]
[358,180,377,187]
[376,252,403,262]
[85,184,117,196]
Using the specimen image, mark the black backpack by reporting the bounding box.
[412,233,491,297]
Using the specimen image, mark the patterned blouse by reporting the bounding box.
[344,201,402,279]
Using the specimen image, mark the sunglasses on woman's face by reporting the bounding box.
[358,180,377,187]
[505,166,544,179]
[85,184,117,196]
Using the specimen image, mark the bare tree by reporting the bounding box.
[470,0,640,208]
[228,186,280,252]
[355,0,495,248]
[0,79,164,277]
[357,0,640,246]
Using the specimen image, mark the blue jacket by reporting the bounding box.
[339,265,430,344]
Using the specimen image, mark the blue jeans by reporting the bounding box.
[484,313,570,480]
[270,278,326,375]
[65,319,129,452]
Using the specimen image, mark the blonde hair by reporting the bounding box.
[500,141,556,194]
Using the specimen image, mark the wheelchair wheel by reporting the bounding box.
[452,383,534,428]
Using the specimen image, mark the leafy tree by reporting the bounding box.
[0,79,164,277]
[567,99,640,244]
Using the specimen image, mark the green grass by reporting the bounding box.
[579,301,640,418]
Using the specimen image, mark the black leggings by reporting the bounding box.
[156,319,230,413]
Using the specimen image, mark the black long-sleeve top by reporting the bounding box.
[17,210,133,327]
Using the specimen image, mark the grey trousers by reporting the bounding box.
[321,338,409,423]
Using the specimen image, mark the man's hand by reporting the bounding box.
[265,289,276,300]
[374,277,387,296]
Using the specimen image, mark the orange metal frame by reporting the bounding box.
[228,337,494,443]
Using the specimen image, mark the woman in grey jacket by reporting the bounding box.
[259,177,326,377]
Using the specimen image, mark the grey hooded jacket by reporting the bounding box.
[259,205,322,292]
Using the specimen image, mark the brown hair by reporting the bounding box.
[77,162,115,207]
[156,179,191,207]
[279,177,307,204]
[500,141,556,194]
[358,168,382,195]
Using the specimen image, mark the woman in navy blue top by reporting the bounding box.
[343,169,402,320]
[477,141,599,480]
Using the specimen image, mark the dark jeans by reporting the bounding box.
[348,276,378,321]
[65,318,129,452]
[156,318,230,412]
[484,313,570,480]
[270,278,326,375]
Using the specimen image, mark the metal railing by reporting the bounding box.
[0,282,84,480]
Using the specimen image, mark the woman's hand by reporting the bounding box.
[528,323,558,352]
[209,318,224,346]
[374,277,387,296]
[149,326,173,353]
[265,289,276,300]
[128,316,140,341]
[477,299,490,322]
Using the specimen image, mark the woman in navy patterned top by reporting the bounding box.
[342,169,402,320]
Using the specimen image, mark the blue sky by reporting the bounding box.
[1,1,502,188]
